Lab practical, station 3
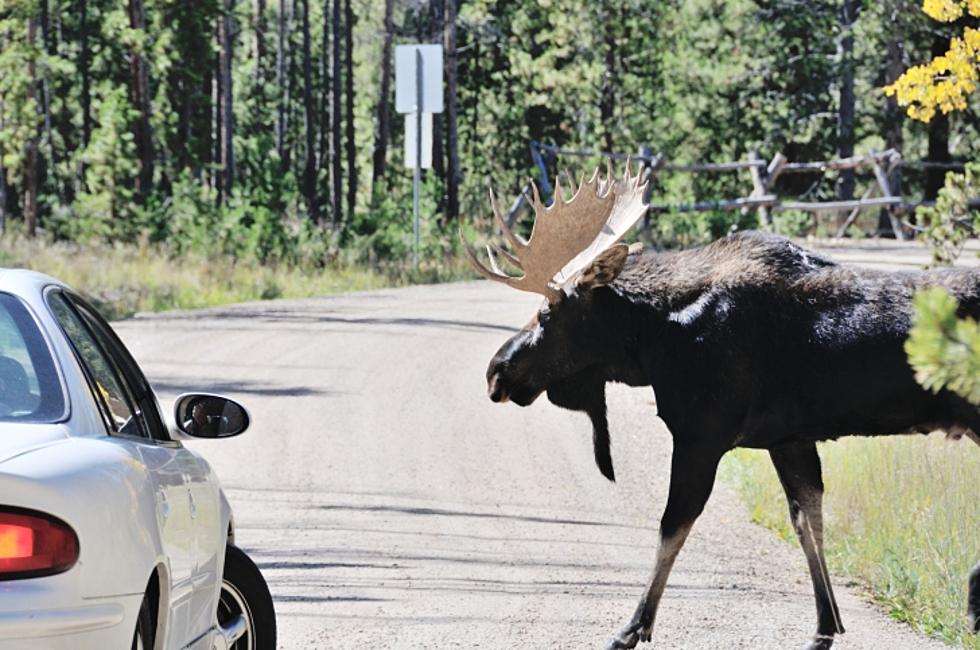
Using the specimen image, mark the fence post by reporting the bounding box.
[529,141,554,199]
[747,151,770,227]
[870,149,906,241]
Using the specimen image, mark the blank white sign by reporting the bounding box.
[395,44,444,114]
[404,112,433,169]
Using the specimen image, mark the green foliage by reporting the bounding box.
[906,288,980,404]
[916,163,980,266]
[771,210,814,237]
[0,2,44,185]
[648,208,754,249]
[66,86,139,237]
[0,0,976,286]
[348,175,454,264]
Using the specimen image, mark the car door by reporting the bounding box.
[46,291,221,648]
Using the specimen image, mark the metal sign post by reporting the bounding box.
[414,49,422,269]
[395,44,443,270]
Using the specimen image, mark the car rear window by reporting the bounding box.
[0,293,66,423]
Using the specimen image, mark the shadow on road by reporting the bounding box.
[149,377,333,397]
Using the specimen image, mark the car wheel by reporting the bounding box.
[219,545,276,650]
[131,595,154,650]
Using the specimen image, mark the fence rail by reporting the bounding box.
[517,141,976,241]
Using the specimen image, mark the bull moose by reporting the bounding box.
[463,164,980,650]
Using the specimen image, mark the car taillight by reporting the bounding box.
[0,508,78,580]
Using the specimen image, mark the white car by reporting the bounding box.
[0,269,275,650]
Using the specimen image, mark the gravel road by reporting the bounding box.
[113,240,966,649]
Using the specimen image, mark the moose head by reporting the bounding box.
[463,163,650,480]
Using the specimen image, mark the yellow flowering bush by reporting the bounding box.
[884,1,980,122]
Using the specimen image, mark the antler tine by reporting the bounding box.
[460,231,519,285]
[529,180,544,212]
[561,168,576,203]
[489,187,526,252]
[587,167,600,185]
[488,242,523,271]
[553,174,563,206]
[485,244,509,276]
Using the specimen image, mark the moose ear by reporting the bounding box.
[577,243,630,290]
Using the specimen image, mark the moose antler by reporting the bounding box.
[462,161,649,303]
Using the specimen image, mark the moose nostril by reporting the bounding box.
[487,373,509,403]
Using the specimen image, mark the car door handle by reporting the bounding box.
[188,491,197,518]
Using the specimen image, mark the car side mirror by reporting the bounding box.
[174,393,250,439]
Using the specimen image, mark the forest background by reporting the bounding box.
[1,0,978,301]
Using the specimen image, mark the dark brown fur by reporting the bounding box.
[482,231,979,649]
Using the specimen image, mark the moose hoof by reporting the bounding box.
[799,635,834,650]
[604,631,639,650]
[604,619,651,650]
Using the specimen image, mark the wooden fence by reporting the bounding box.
[513,141,976,241]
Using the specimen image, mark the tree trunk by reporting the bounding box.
[128,0,155,202]
[343,0,356,219]
[79,0,92,148]
[275,0,291,165]
[254,0,266,64]
[836,0,856,227]
[24,18,39,237]
[0,153,6,236]
[880,0,904,236]
[370,0,394,197]
[925,34,951,199]
[300,0,319,223]
[212,29,222,195]
[330,0,342,225]
[318,0,330,213]
[429,0,445,184]
[39,0,56,200]
[218,0,235,201]
[599,2,617,154]
[444,0,460,221]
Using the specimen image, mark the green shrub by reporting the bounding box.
[772,209,813,237]
[916,162,980,266]
[906,288,980,404]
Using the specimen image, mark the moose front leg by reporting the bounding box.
[769,442,844,650]
[605,444,723,650]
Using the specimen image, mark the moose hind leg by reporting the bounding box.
[605,444,724,650]
[769,442,844,650]
[969,562,980,633]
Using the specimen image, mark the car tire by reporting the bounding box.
[131,595,154,650]
[219,545,276,650]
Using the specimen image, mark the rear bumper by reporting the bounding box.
[0,603,124,639]
[0,574,140,650]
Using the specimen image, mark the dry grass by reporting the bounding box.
[722,434,980,648]
[0,235,472,319]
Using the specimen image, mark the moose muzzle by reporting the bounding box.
[487,371,509,403]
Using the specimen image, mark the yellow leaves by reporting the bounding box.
[884,26,980,122]
[923,0,980,21]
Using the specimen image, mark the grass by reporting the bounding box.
[722,434,980,648]
[0,235,473,319]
